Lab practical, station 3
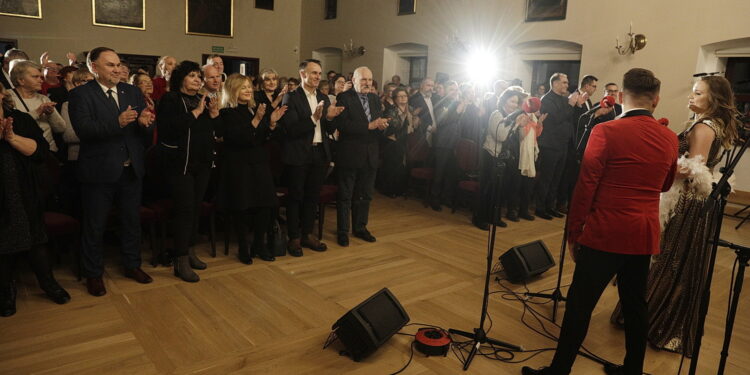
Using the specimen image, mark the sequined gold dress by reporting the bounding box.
[612,120,724,355]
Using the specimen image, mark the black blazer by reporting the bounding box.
[279,86,335,166]
[575,103,623,159]
[0,71,11,90]
[333,89,383,169]
[68,80,150,183]
[408,92,434,131]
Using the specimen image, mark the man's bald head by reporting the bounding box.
[353,66,373,94]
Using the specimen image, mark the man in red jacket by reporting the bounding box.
[523,68,679,375]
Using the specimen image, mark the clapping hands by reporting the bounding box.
[138,102,156,128]
[37,102,57,116]
[0,117,15,142]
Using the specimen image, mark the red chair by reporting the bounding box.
[405,133,434,206]
[452,138,480,213]
[318,184,338,240]
[44,211,82,279]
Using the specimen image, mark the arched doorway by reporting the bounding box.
[383,43,428,88]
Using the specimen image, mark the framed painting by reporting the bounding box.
[525,0,567,22]
[92,0,145,30]
[397,0,416,16]
[0,0,41,19]
[186,0,233,38]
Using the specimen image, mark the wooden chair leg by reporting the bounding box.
[149,221,157,260]
[318,203,325,240]
[209,211,217,257]
[224,214,231,256]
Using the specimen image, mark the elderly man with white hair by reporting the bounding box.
[332,66,388,247]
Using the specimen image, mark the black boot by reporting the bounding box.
[0,281,17,317]
[188,248,207,270]
[253,245,275,262]
[173,256,200,282]
[38,274,71,305]
[238,246,253,265]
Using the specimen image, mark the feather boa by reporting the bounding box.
[659,154,734,229]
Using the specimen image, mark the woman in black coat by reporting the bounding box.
[378,87,417,197]
[218,73,286,264]
[156,61,220,282]
[0,86,70,317]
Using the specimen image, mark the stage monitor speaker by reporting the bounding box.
[499,240,556,282]
[332,287,410,362]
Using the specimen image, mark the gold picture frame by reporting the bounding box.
[0,0,42,19]
[186,0,234,38]
[92,0,146,30]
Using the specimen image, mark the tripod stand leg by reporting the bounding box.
[717,258,747,375]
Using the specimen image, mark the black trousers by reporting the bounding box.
[285,147,328,240]
[430,147,458,204]
[80,166,142,277]
[534,146,566,212]
[557,146,579,207]
[234,207,272,251]
[166,166,211,257]
[0,246,55,287]
[503,157,533,215]
[336,165,377,234]
[549,246,650,375]
[474,150,503,224]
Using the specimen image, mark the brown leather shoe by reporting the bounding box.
[301,235,327,252]
[124,268,153,284]
[287,238,303,257]
[86,277,107,297]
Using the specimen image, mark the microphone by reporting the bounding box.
[580,95,617,117]
[522,97,541,113]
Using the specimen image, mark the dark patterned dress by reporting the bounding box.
[611,119,724,355]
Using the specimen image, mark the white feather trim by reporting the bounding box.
[659,155,713,229]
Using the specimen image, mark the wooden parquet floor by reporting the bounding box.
[2,196,749,374]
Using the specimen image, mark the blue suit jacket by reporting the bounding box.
[69,80,149,183]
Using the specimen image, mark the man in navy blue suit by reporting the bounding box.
[68,47,155,296]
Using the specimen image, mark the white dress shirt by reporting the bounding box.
[303,86,323,144]
[98,81,120,108]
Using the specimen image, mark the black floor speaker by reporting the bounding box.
[499,240,556,282]
[332,287,410,361]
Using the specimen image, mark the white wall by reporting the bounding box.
[312,47,343,77]
[301,0,750,190]
[0,0,303,76]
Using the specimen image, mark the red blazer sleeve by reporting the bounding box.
[567,125,608,244]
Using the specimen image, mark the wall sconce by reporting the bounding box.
[615,22,647,55]
[344,39,366,57]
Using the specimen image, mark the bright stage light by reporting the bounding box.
[465,48,498,83]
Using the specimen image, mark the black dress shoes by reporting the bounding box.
[535,210,553,220]
[430,202,442,212]
[494,219,508,228]
[125,268,153,284]
[520,212,536,221]
[238,248,254,265]
[603,363,625,375]
[521,366,550,375]
[506,210,520,222]
[353,230,376,242]
[1,281,17,317]
[287,238,304,257]
[337,233,350,247]
[86,277,107,297]
[301,235,328,252]
[548,209,565,218]
[39,276,71,305]
[472,219,489,231]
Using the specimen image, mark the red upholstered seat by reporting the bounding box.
[43,212,80,236]
[458,180,479,193]
[147,199,174,220]
[139,206,157,223]
[200,201,216,217]
[410,167,434,179]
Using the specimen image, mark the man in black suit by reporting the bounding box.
[534,73,574,220]
[280,59,344,256]
[575,82,622,160]
[68,47,155,296]
[334,66,388,246]
[408,78,436,140]
[558,75,598,212]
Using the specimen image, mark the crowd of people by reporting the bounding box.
[1,44,747,375]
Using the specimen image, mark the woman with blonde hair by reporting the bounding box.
[218,74,286,264]
[152,55,176,101]
[255,68,287,122]
[612,76,741,355]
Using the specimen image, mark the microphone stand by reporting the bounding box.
[688,133,750,375]
[449,157,520,371]
[524,110,600,322]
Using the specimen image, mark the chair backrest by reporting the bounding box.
[406,133,430,163]
[454,138,478,173]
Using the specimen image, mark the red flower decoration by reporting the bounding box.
[658,117,669,126]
